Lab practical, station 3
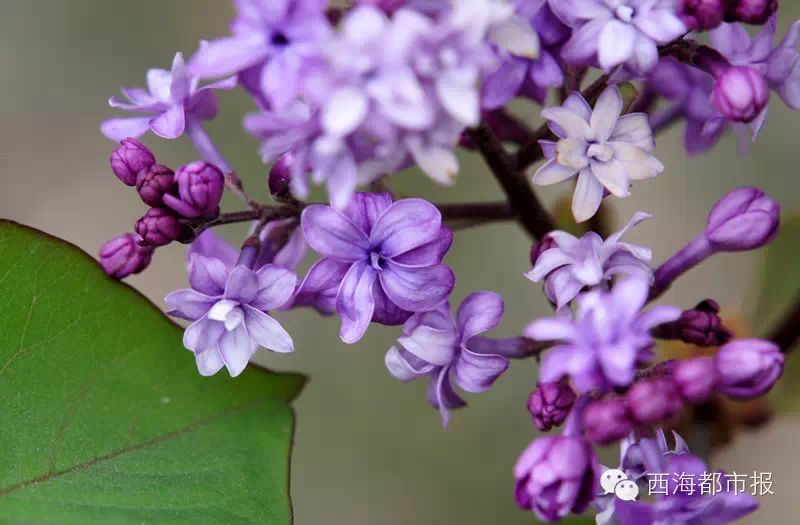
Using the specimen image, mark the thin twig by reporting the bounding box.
[769,296,800,354]
[467,125,555,240]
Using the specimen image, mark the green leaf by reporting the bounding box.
[753,214,800,331]
[0,221,305,524]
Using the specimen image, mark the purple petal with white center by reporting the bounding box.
[453,347,509,393]
[195,347,225,376]
[370,199,441,258]
[379,262,454,313]
[243,305,293,353]
[224,266,259,304]
[183,316,225,353]
[165,289,216,321]
[301,205,370,261]
[189,230,238,268]
[481,58,528,110]
[598,21,636,69]
[457,291,504,341]
[572,169,604,222]
[188,254,229,296]
[101,117,152,141]
[527,249,574,282]
[428,367,466,427]
[541,107,592,140]
[391,227,452,267]
[218,325,257,377]
[337,260,378,344]
[253,265,297,311]
[561,19,607,65]
[590,86,622,142]
[341,192,394,235]
[150,105,186,139]
[292,257,351,314]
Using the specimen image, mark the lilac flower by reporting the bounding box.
[550,0,686,73]
[526,211,653,309]
[187,0,331,110]
[583,397,631,444]
[526,277,680,393]
[298,193,454,343]
[627,377,684,424]
[102,52,236,142]
[109,138,156,186]
[528,381,576,431]
[386,292,527,425]
[165,253,296,377]
[515,435,600,522]
[653,299,733,346]
[135,208,183,247]
[163,161,225,219]
[534,87,664,222]
[715,338,784,400]
[244,5,496,208]
[672,356,719,403]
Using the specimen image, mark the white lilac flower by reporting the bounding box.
[526,211,653,309]
[533,85,664,222]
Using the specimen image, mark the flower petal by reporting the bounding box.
[385,346,430,381]
[590,86,623,142]
[243,305,294,353]
[634,10,685,44]
[590,159,630,197]
[526,249,574,282]
[541,107,592,140]
[525,318,579,343]
[224,266,259,304]
[150,105,186,139]
[301,205,370,261]
[322,87,368,137]
[253,265,297,311]
[598,20,636,70]
[371,198,441,258]
[189,230,238,268]
[165,289,216,321]
[533,159,580,186]
[379,262,454,313]
[341,192,394,234]
[481,58,528,110]
[371,282,413,325]
[188,254,229,296]
[572,169,604,222]
[195,347,225,376]
[188,34,268,79]
[428,367,466,427]
[183,316,225,353]
[391,227,453,267]
[609,142,664,180]
[457,291,504,341]
[292,257,351,314]
[453,347,509,393]
[561,19,607,65]
[610,113,654,150]
[218,326,257,377]
[100,117,153,142]
[337,260,378,344]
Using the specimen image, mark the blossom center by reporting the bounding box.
[270,31,290,47]
[370,251,388,271]
[615,5,634,22]
[587,143,614,163]
[208,299,245,331]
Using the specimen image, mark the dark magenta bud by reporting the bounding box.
[715,339,784,400]
[726,0,778,25]
[135,164,176,207]
[527,382,576,431]
[628,378,684,424]
[268,153,294,201]
[655,299,733,346]
[705,187,780,251]
[681,0,727,30]
[530,234,558,267]
[110,138,156,186]
[163,161,224,218]
[135,208,183,246]
[712,66,769,123]
[583,398,632,445]
[672,357,719,403]
[98,233,154,279]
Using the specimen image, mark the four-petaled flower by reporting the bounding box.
[534,86,664,222]
[298,192,455,344]
[385,291,522,426]
[102,52,236,142]
[526,211,653,309]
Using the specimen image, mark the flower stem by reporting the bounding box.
[650,234,714,300]
[769,296,800,354]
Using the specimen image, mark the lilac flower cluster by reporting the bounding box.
[95,1,798,523]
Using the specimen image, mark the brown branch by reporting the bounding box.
[467,124,556,240]
[770,296,800,354]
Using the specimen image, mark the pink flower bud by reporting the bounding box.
[705,187,780,251]
[681,0,727,31]
[583,398,632,445]
[672,357,719,403]
[725,0,778,25]
[98,233,153,279]
[110,138,155,186]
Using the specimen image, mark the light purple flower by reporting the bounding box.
[534,86,664,222]
[385,291,528,425]
[102,52,236,142]
[298,192,454,344]
[526,211,653,309]
[526,277,680,393]
[190,225,306,273]
[187,0,331,110]
[550,0,686,73]
[165,252,296,377]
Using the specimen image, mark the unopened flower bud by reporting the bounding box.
[110,138,155,186]
[583,398,631,445]
[672,357,719,403]
[705,187,780,251]
[98,233,153,279]
[725,0,778,25]
[136,164,176,207]
[530,234,558,267]
[269,153,294,201]
[712,66,769,123]
[163,161,224,218]
[514,436,599,522]
[628,378,684,424]
[135,208,184,246]
[681,0,727,30]
[715,339,784,400]
[656,299,733,346]
[527,382,576,431]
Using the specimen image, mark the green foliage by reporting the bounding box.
[0,221,305,524]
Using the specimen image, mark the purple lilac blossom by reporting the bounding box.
[653,298,733,346]
[165,251,297,377]
[163,161,225,219]
[583,397,632,444]
[526,211,653,309]
[526,277,681,393]
[385,291,527,425]
[712,65,770,122]
[244,4,497,208]
[99,233,154,279]
[102,52,236,142]
[550,0,686,73]
[672,356,719,403]
[135,164,176,208]
[528,381,577,431]
[534,87,664,222]
[627,376,684,423]
[135,208,183,247]
[298,193,454,344]
[515,435,600,522]
[110,138,156,186]
[714,338,784,399]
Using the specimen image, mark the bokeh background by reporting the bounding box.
[1,2,799,523]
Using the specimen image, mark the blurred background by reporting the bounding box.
[1,2,799,523]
